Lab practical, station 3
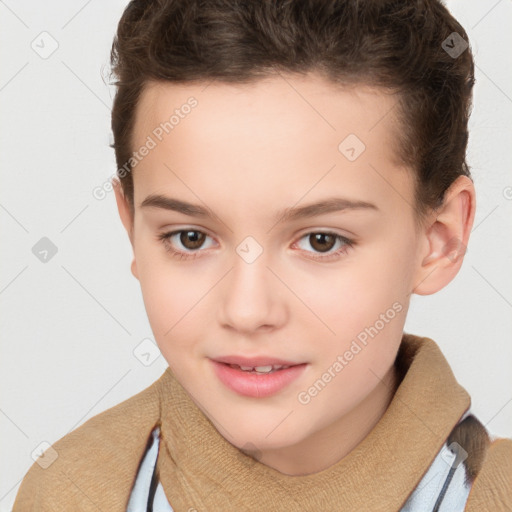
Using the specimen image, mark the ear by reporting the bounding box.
[113,178,139,281]
[412,175,476,296]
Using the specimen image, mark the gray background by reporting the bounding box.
[1,0,511,509]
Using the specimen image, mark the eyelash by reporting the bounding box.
[157,229,354,262]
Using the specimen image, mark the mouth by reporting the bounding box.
[222,363,294,374]
[212,354,303,368]
[209,357,308,398]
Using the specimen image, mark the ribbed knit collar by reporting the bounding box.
[155,333,470,511]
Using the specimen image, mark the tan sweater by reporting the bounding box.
[13,333,512,511]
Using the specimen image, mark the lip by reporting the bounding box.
[212,355,302,367]
[209,359,308,398]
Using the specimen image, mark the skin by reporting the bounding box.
[114,73,476,476]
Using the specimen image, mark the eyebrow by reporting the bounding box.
[140,194,378,223]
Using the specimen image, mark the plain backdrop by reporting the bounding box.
[1,0,511,509]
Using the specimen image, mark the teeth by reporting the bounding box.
[229,364,290,373]
[254,365,274,373]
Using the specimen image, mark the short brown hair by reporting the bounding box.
[109,0,474,225]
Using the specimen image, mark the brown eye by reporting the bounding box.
[158,229,215,259]
[179,230,206,250]
[309,233,336,253]
[294,231,353,261]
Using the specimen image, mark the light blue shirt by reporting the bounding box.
[126,421,472,511]
[126,426,174,512]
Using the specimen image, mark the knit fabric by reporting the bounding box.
[128,416,474,511]
[12,333,512,511]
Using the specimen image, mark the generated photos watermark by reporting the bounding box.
[93,96,198,200]
[297,301,403,405]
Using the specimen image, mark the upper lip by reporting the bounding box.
[211,355,303,367]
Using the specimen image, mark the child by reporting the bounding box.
[13,0,512,510]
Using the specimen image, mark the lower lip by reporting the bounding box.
[210,360,307,398]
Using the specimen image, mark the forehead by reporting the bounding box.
[131,73,413,220]
[134,74,401,151]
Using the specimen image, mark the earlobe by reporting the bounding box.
[113,178,139,281]
[412,176,476,296]
[131,258,139,280]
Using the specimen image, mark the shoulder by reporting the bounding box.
[465,436,512,511]
[12,371,166,511]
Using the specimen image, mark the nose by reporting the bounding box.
[218,248,288,334]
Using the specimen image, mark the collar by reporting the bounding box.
[154,332,470,511]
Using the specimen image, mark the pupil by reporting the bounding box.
[311,233,334,253]
[181,231,205,249]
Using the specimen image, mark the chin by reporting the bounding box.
[225,420,306,453]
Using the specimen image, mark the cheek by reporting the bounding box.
[350,229,417,299]
[293,255,407,337]
[134,243,198,339]
[291,237,411,368]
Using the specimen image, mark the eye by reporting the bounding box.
[157,229,215,260]
[293,231,353,261]
[157,229,354,261]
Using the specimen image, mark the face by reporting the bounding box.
[118,73,429,474]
